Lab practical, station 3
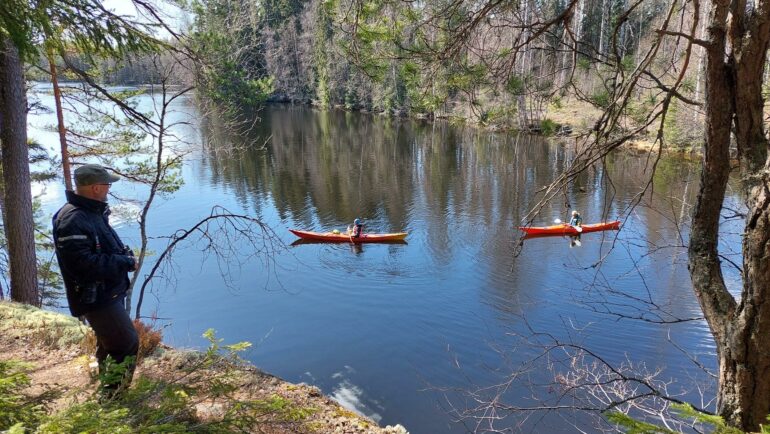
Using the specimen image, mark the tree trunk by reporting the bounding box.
[128,77,168,317]
[692,0,708,125]
[0,39,40,306]
[713,175,770,429]
[688,0,770,430]
[598,0,607,54]
[715,168,770,429]
[48,47,72,190]
[688,0,736,422]
[719,0,770,426]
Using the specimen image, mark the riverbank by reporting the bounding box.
[283,95,704,157]
[0,301,408,433]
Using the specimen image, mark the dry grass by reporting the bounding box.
[547,97,604,132]
[546,97,705,158]
[132,319,162,362]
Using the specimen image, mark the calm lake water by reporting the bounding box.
[30,90,744,433]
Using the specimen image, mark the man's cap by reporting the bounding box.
[74,164,120,186]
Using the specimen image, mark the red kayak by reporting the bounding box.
[518,221,620,236]
[289,229,408,243]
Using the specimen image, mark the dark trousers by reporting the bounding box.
[84,298,139,388]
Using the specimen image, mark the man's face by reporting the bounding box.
[89,183,111,202]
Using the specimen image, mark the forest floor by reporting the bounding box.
[0,301,409,434]
[547,98,702,158]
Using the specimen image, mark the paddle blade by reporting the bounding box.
[575,226,583,232]
[554,218,562,224]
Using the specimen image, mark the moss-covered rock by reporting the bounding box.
[0,302,90,348]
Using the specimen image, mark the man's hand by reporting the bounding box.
[125,246,137,272]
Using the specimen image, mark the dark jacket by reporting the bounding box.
[53,191,135,316]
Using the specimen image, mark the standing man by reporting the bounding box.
[52,164,138,395]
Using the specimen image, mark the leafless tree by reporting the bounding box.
[436,315,717,433]
[134,206,285,320]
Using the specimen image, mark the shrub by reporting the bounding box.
[540,118,558,136]
[590,90,611,108]
[0,360,47,431]
[38,376,195,433]
[74,325,97,358]
[132,319,162,362]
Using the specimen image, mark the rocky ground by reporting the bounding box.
[0,301,408,434]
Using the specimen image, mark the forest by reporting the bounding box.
[188,0,707,143]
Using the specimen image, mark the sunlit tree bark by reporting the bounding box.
[689,0,770,429]
[47,47,72,190]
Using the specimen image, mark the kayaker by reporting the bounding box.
[569,210,582,228]
[568,211,582,248]
[350,218,364,238]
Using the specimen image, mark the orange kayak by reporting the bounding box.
[518,221,620,236]
[289,229,408,243]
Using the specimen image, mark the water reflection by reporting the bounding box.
[201,106,597,237]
